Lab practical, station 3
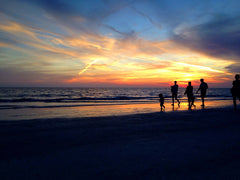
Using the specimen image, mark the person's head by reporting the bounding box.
[235,74,240,80]
[200,78,204,82]
[188,82,191,86]
[159,93,163,98]
[174,81,177,85]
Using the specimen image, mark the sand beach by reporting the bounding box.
[0,102,240,179]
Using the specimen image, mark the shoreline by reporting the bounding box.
[0,99,236,121]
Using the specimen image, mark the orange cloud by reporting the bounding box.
[0,19,234,87]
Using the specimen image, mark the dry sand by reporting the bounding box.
[0,106,240,179]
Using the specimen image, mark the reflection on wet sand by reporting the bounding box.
[0,100,234,121]
[72,100,233,118]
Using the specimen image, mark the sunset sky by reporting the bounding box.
[0,0,240,87]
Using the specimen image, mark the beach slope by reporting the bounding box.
[0,107,240,179]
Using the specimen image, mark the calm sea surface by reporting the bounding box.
[0,87,232,109]
[0,87,233,120]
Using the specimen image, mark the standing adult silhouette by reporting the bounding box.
[171,81,180,106]
[196,79,208,107]
[184,82,195,109]
[231,74,240,110]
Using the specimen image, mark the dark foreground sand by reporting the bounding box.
[0,107,240,179]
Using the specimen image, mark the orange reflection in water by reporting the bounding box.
[70,100,233,118]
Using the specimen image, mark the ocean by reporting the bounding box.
[0,87,233,120]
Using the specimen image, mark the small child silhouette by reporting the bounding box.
[159,93,165,111]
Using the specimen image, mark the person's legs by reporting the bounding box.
[177,98,180,105]
[160,103,164,111]
[161,105,165,111]
[233,96,237,110]
[187,97,191,108]
[191,96,195,108]
[172,94,175,105]
[201,97,205,106]
[201,92,206,106]
[175,94,180,106]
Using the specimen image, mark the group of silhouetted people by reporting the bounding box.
[159,75,240,111]
[159,78,208,111]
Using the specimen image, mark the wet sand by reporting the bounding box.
[0,99,234,121]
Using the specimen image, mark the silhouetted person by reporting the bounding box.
[184,82,195,109]
[196,79,208,107]
[171,81,180,107]
[231,74,240,110]
[159,93,165,111]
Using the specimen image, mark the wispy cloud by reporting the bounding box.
[131,6,162,30]
[78,59,99,75]
[0,0,238,87]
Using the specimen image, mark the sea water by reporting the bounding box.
[0,87,232,109]
[0,87,233,120]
